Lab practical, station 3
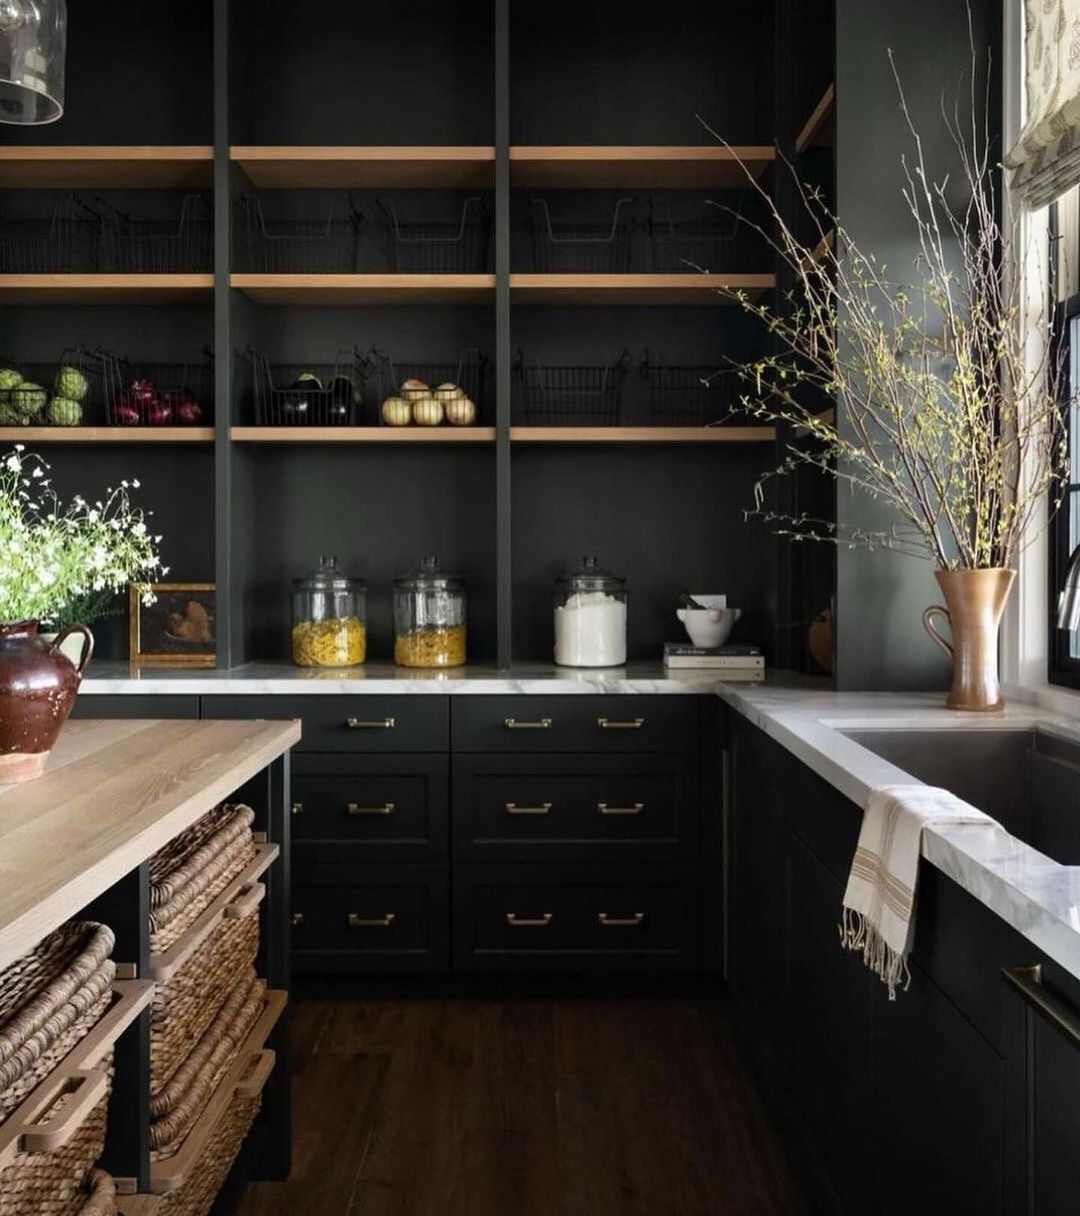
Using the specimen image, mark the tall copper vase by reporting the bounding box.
[922,569,1016,712]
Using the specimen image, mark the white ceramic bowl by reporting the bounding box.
[687,594,727,610]
[676,607,740,648]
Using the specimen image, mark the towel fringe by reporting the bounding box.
[839,909,911,1001]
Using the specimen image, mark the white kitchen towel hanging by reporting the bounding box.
[840,785,993,999]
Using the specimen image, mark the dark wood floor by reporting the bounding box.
[234,995,811,1216]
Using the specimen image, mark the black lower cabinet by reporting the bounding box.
[71,693,200,718]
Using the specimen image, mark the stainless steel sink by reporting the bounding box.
[841,726,1080,865]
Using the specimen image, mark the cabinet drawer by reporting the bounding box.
[202,694,448,752]
[452,754,697,862]
[452,863,696,973]
[291,754,448,862]
[72,694,200,719]
[291,863,449,975]
[452,696,698,753]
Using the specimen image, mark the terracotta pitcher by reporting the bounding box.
[922,569,1015,712]
[0,620,93,783]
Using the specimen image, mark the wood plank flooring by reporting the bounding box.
[234,997,810,1216]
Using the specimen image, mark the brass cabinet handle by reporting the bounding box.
[291,802,303,815]
[1003,963,1080,1049]
[290,912,304,927]
[598,912,646,927]
[346,716,396,729]
[505,912,553,927]
[597,717,645,729]
[598,802,644,816]
[505,801,553,815]
[347,912,397,928]
[504,717,553,730]
[348,801,396,816]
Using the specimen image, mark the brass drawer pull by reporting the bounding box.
[598,912,646,927]
[290,912,304,927]
[504,717,553,730]
[346,716,396,729]
[597,717,645,729]
[505,801,553,815]
[1003,963,1080,1048]
[348,801,396,816]
[598,802,644,816]
[347,912,397,928]
[505,912,553,927]
[291,801,303,816]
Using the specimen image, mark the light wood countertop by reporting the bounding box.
[0,718,300,973]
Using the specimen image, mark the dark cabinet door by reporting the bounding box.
[71,694,200,718]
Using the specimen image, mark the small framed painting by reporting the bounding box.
[129,583,216,668]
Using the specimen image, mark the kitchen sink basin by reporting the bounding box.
[842,726,1080,865]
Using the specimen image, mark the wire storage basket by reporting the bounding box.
[103,350,214,427]
[516,350,630,426]
[530,197,634,272]
[98,194,213,273]
[648,197,743,272]
[0,194,104,273]
[377,196,490,272]
[250,350,364,426]
[369,347,486,423]
[640,353,738,426]
[236,193,365,273]
[0,347,105,427]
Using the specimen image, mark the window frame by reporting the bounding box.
[1048,284,1080,689]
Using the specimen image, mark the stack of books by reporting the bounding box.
[662,642,764,680]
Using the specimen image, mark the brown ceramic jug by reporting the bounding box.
[0,619,93,784]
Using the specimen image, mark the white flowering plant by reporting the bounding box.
[0,446,167,630]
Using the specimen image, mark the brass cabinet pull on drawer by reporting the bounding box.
[290,912,305,927]
[348,801,396,816]
[346,716,396,729]
[504,717,553,730]
[598,912,646,927]
[291,801,303,816]
[505,912,553,927]
[347,912,397,928]
[597,717,645,729]
[1003,963,1080,1048]
[505,801,553,815]
[597,802,644,816]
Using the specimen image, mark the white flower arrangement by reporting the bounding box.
[0,446,168,629]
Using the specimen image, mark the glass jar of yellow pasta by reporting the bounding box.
[291,556,366,667]
[393,554,466,667]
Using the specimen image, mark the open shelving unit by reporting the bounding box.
[0,427,214,443]
[0,275,215,304]
[0,145,214,188]
[230,145,496,188]
[508,145,775,188]
[796,83,835,153]
[229,274,496,305]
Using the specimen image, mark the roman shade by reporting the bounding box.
[1006,0,1080,208]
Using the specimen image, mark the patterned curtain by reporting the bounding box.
[1006,0,1080,208]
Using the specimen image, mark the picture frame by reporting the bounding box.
[129,583,216,668]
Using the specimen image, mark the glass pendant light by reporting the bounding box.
[0,0,66,125]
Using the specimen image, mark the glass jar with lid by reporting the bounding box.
[291,555,366,667]
[554,554,627,667]
[393,555,466,667]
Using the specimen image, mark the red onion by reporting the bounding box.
[175,398,203,425]
[115,398,141,426]
[130,378,156,405]
[144,398,173,426]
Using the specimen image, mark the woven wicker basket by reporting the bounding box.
[159,1085,261,1216]
[79,1168,117,1216]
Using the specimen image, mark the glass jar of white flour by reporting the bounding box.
[554,555,627,667]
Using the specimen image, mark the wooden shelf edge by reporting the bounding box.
[0,426,214,443]
[0,274,214,303]
[795,84,835,153]
[0,146,214,188]
[230,145,496,187]
[510,426,776,443]
[231,144,494,160]
[231,426,495,442]
[509,273,774,304]
[509,144,776,186]
[230,273,496,304]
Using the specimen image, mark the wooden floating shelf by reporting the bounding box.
[0,426,214,443]
[799,229,836,271]
[796,84,835,153]
[510,273,774,305]
[0,145,214,188]
[511,426,776,443]
[230,274,495,305]
[231,145,496,188]
[231,426,495,443]
[509,145,775,188]
[0,275,214,304]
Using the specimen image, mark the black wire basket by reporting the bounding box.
[367,346,486,423]
[250,351,365,426]
[0,194,104,273]
[530,198,634,272]
[98,194,214,273]
[102,349,214,426]
[640,353,737,426]
[0,346,105,427]
[516,350,630,426]
[236,194,365,273]
[377,196,490,272]
[648,197,742,272]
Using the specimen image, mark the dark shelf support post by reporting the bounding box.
[495,0,512,668]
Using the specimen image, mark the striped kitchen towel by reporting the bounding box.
[840,784,994,999]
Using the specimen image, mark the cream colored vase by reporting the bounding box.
[922,568,1016,712]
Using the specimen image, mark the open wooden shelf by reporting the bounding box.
[0,427,214,443]
[795,84,835,153]
[231,145,495,188]
[231,426,495,443]
[230,274,495,305]
[509,273,774,305]
[0,275,214,304]
[800,229,836,271]
[509,145,775,188]
[0,145,214,188]
[511,426,776,443]
[118,1196,163,1216]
